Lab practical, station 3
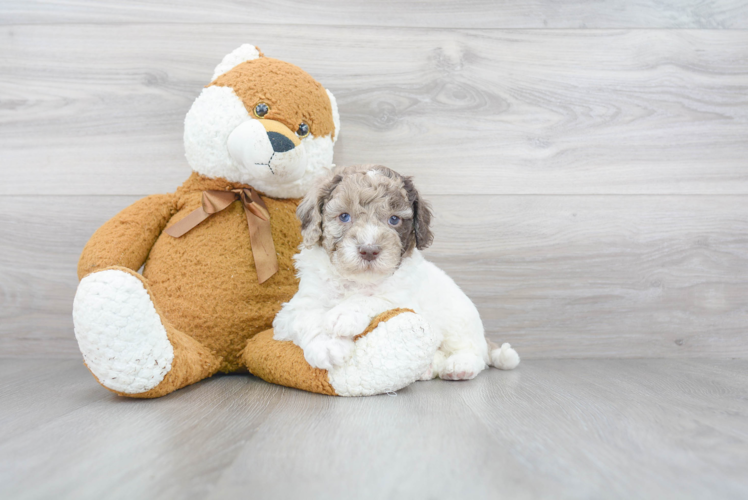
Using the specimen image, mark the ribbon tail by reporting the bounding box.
[164,207,211,237]
[244,206,279,284]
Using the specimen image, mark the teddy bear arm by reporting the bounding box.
[77,194,177,279]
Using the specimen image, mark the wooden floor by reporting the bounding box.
[1,358,746,500]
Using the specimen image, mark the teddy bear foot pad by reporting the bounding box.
[73,269,175,394]
[330,312,440,396]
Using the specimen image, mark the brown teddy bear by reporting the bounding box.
[73,45,440,398]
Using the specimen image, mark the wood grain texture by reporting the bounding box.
[434,195,748,358]
[0,360,285,500]
[3,194,747,358]
[2,0,747,28]
[1,359,746,500]
[0,359,111,445]
[0,195,136,357]
[2,25,748,195]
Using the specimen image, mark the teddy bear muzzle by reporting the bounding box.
[227,117,308,182]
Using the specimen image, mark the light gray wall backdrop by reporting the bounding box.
[1,1,747,358]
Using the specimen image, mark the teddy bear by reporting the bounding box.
[72,44,440,398]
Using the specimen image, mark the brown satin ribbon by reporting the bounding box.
[164,188,279,284]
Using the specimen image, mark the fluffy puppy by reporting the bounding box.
[273,165,520,380]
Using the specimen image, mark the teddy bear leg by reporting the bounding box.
[326,309,442,396]
[242,309,442,396]
[73,267,221,398]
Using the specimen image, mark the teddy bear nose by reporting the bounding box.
[358,245,381,262]
[267,131,296,153]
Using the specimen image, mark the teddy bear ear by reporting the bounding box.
[326,89,341,142]
[211,44,264,81]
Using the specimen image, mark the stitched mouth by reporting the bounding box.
[254,152,276,174]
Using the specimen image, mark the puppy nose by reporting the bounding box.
[267,131,295,153]
[358,245,381,261]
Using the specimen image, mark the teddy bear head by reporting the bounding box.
[184,44,340,199]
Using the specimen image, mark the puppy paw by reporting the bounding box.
[324,305,371,338]
[418,365,435,381]
[303,335,355,370]
[438,352,487,381]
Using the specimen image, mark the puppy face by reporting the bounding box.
[298,165,433,281]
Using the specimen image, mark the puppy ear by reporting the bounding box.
[297,172,343,248]
[402,177,434,250]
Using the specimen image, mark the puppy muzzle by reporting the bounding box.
[227,118,307,181]
[358,244,381,262]
[331,223,402,281]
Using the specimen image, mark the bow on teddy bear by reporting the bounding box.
[72,44,440,398]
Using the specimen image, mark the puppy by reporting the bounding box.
[273,165,520,380]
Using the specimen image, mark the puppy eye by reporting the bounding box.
[388,215,401,226]
[339,213,351,223]
[254,103,269,118]
[296,122,310,138]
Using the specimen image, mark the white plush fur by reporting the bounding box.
[184,86,250,183]
[73,270,174,394]
[274,246,520,380]
[328,312,441,396]
[184,86,338,199]
[326,89,340,140]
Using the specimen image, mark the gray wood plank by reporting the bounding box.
[208,373,559,500]
[2,194,747,359]
[0,362,286,500]
[458,359,748,500]
[0,359,111,444]
[1,0,747,28]
[4,359,744,500]
[433,194,748,358]
[0,195,137,357]
[2,25,747,195]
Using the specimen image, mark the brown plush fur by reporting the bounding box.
[243,308,415,395]
[78,172,303,394]
[242,329,338,396]
[211,57,336,140]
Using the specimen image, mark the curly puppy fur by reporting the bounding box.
[273,164,519,379]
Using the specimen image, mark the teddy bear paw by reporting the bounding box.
[73,269,174,394]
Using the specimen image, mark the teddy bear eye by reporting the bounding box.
[296,122,309,138]
[388,216,401,226]
[339,213,351,223]
[254,103,269,118]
